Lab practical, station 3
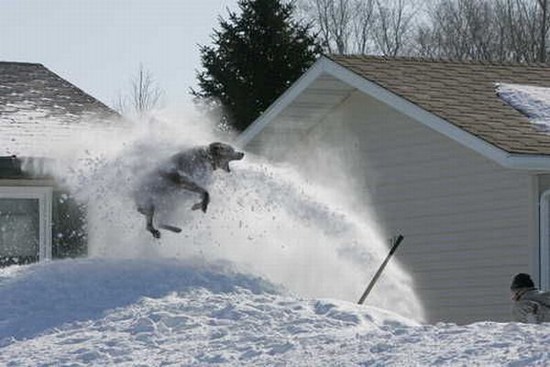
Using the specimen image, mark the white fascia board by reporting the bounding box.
[503,154,550,171]
[236,59,326,147]
[239,56,550,170]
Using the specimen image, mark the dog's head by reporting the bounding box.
[208,142,244,172]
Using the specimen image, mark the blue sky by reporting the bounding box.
[0,0,238,109]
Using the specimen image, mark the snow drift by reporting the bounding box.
[1,259,550,366]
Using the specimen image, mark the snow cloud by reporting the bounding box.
[36,106,424,322]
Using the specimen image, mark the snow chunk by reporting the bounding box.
[496,83,550,132]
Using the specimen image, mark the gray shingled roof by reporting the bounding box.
[0,61,120,156]
[328,55,550,155]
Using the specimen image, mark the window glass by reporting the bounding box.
[0,198,39,266]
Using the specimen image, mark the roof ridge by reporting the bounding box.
[326,54,550,68]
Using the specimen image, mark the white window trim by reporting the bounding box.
[0,186,52,261]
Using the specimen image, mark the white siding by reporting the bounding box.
[249,92,537,324]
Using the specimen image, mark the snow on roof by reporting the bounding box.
[496,83,550,132]
[0,62,121,157]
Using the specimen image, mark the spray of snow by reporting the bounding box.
[33,106,424,322]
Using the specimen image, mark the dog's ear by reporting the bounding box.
[208,142,224,154]
[208,142,232,156]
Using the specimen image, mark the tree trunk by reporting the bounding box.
[540,0,548,62]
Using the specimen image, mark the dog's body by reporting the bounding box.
[135,142,244,238]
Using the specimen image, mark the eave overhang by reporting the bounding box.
[238,56,550,171]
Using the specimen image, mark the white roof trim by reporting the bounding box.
[236,60,325,147]
[239,56,550,171]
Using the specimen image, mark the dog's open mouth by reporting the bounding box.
[223,152,244,172]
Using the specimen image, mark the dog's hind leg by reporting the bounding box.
[138,205,161,239]
[147,215,161,239]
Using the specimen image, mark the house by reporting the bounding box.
[0,62,120,267]
[238,55,550,324]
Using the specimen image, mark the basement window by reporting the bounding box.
[0,187,52,267]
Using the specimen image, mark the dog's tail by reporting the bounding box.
[158,224,182,233]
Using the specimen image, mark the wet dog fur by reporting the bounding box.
[135,142,244,238]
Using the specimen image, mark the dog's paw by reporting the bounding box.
[191,201,208,213]
[151,229,161,239]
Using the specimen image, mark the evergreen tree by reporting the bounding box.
[192,0,322,132]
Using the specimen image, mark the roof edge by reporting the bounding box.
[0,61,44,67]
[239,56,550,171]
[501,154,550,170]
[324,58,550,170]
[236,58,327,147]
[1,61,120,117]
[326,54,550,68]
[41,65,119,117]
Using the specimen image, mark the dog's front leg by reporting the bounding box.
[183,184,209,213]
[163,172,210,213]
[191,191,209,213]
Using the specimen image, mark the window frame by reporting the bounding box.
[539,189,550,290]
[0,186,52,261]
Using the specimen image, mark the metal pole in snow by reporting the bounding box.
[357,234,404,305]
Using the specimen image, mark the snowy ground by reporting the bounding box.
[1,258,549,366]
[3,112,549,365]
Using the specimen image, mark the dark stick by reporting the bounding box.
[357,234,404,305]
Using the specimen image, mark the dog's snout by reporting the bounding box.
[235,152,245,160]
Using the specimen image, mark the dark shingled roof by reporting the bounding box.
[0,61,120,156]
[328,55,550,155]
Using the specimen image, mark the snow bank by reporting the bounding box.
[0,258,276,344]
[1,259,549,366]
